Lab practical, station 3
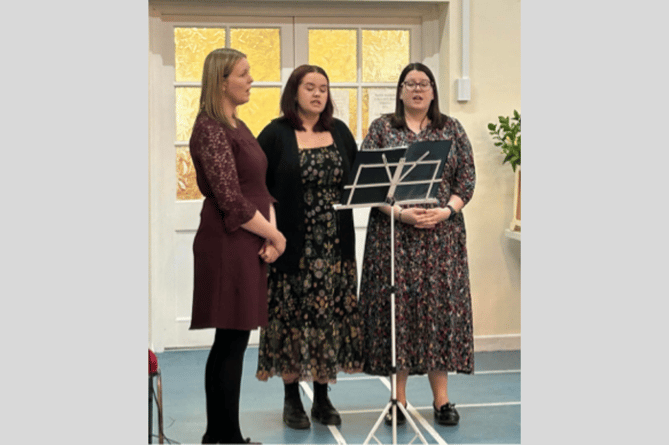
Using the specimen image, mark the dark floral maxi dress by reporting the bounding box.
[256,145,364,382]
[359,114,476,376]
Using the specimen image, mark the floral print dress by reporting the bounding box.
[256,145,364,382]
[359,114,476,376]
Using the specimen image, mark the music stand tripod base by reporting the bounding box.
[361,197,429,445]
[336,141,451,445]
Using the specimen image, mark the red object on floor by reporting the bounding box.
[149,349,164,444]
[149,349,158,375]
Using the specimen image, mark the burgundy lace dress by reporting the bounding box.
[188,113,276,331]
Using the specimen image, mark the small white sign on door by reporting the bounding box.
[368,88,397,123]
[331,89,350,124]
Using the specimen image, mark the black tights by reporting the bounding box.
[204,328,250,444]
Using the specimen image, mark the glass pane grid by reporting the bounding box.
[177,146,202,200]
[231,28,281,82]
[175,24,412,199]
[238,87,282,137]
[308,27,410,141]
[308,29,357,82]
[174,26,282,200]
[361,29,410,82]
[174,27,226,82]
[176,87,201,142]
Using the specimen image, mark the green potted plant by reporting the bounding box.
[488,110,521,232]
[488,110,520,171]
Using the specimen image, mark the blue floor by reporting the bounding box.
[152,348,520,444]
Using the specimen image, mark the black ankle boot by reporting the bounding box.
[201,433,218,444]
[283,382,310,429]
[311,382,341,426]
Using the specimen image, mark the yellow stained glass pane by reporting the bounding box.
[308,29,357,83]
[176,87,281,200]
[177,146,202,200]
[237,87,282,137]
[176,87,200,142]
[231,28,281,82]
[331,88,357,139]
[362,30,410,82]
[174,28,226,82]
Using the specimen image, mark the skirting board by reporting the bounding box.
[474,334,520,352]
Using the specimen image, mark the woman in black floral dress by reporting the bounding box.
[359,63,476,427]
[255,65,364,430]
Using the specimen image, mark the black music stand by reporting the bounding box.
[337,140,451,445]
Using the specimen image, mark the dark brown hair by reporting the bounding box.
[389,62,446,130]
[280,64,334,132]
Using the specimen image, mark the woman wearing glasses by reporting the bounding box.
[358,62,476,427]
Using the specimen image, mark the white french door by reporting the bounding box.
[149,6,426,352]
[149,13,294,351]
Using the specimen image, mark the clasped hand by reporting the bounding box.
[402,207,450,229]
[259,232,286,263]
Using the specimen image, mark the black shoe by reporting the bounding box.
[202,433,218,444]
[384,404,406,426]
[283,397,311,429]
[203,434,254,444]
[311,396,342,425]
[283,383,311,429]
[434,402,459,426]
[311,382,341,426]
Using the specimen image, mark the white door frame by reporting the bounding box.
[149,11,294,352]
[149,1,446,352]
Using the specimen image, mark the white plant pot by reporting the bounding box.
[510,165,521,232]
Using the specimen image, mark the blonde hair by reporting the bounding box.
[198,48,247,128]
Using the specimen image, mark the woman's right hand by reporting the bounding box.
[240,210,286,255]
[259,242,281,263]
[269,230,286,256]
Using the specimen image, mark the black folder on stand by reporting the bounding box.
[340,140,452,207]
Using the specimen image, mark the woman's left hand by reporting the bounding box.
[413,207,450,229]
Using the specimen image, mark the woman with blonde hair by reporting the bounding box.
[189,47,285,444]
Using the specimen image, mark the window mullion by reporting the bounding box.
[356,27,363,141]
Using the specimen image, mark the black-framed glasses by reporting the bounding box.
[402,80,433,90]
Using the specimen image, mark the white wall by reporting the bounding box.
[148,0,522,351]
[447,0,521,347]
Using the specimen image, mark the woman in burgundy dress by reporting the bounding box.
[189,48,286,444]
[359,63,476,427]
